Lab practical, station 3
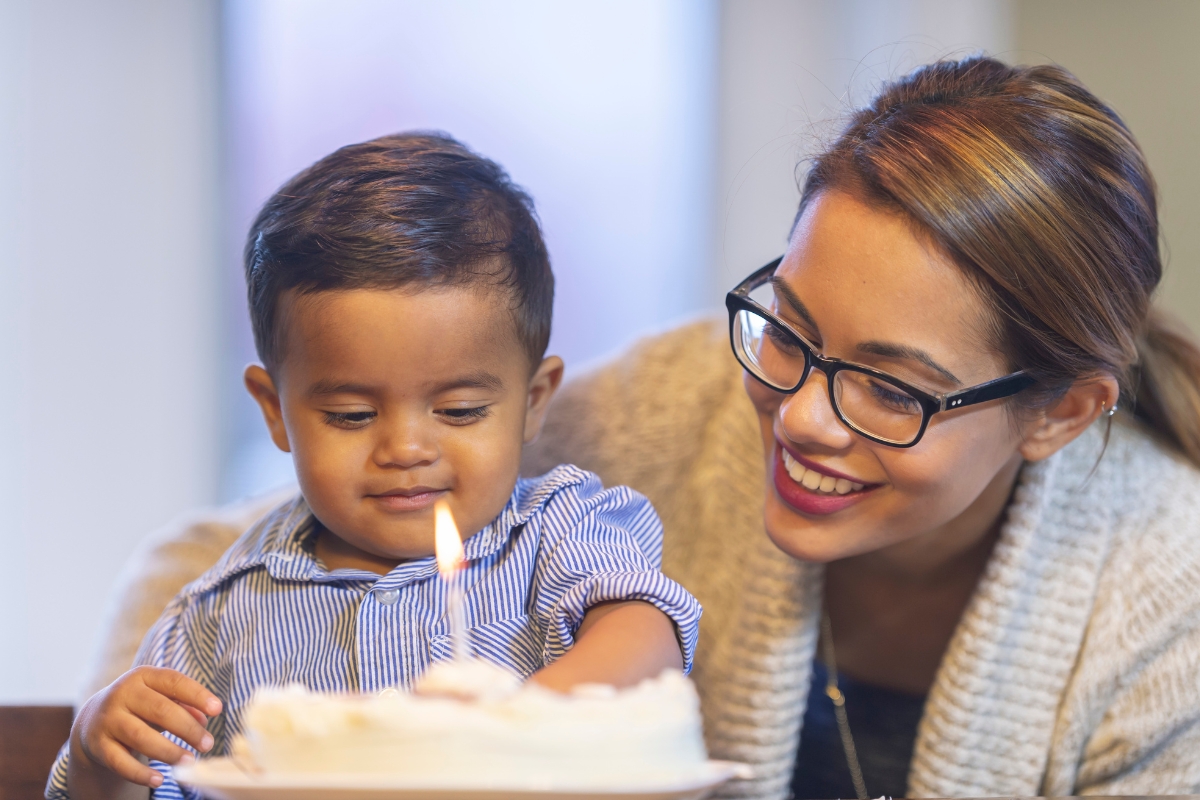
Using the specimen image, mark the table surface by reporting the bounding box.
[1,705,74,800]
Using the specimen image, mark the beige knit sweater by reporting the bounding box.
[525,319,1200,798]
[85,319,1200,798]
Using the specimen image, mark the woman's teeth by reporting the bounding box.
[782,450,864,495]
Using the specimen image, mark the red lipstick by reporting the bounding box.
[772,447,876,516]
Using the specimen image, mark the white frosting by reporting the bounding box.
[412,659,521,701]
[231,664,708,788]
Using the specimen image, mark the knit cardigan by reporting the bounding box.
[83,318,1200,798]
[522,318,1200,799]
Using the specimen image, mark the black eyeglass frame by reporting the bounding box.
[726,257,1038,448]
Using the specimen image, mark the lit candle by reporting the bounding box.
[433,499,470,662]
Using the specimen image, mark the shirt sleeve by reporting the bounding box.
[45,594,212,800]
[1069,616,1200,795]
[528,472,702,672]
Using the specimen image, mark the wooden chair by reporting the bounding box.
[0,706,73,800]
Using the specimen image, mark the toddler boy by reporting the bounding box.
[50,133,700,800]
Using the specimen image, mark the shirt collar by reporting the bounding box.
[182,465,588,596]
[178,494,320,596]
[463,464,589,560]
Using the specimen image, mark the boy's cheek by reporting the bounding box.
[445,435,524,528]
[290,429,366,499]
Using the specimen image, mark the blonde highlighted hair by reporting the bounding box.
[800,56,1200,465]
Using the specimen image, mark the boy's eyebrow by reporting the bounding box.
[430,372,505,393]
[308,380,377,397]
[308,373,505,397]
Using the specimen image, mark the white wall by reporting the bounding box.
[713,0,1014,297]
[1016,0,1200,332]
[218,0,721,500]
[219,0,1019,500]
[714,0,1200,335]
[0,0,1030,704]
[0,0,222,702]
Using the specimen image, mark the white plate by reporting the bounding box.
[175,759,752,800]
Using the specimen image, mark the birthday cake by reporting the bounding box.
[229,662,710,788]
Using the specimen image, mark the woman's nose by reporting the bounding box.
[371,417,438,468]
[778,369,855,449]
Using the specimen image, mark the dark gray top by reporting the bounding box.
[791,658,928,799]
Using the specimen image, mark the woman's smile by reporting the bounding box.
[772,445,878,516]
[779,444,870,491]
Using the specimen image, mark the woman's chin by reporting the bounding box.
[756,440,914,562]
[761,493,880,563]
[761,499,836,562]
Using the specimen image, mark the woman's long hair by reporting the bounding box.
[799,56,1200,466]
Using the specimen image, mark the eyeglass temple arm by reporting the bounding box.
[940,373,1037,412]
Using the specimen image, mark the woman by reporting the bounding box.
[84,57,1200,799]
[527,56,1200,798]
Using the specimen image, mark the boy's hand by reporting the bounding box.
[68,667,222,799]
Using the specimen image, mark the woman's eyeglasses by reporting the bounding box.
[726,257,1036,448]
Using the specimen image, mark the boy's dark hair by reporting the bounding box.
[245,131,553,373]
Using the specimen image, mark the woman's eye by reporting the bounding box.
[765,322,806,355]
[438,406,490,424]
[867,381,920,414]
[323,410,376,429]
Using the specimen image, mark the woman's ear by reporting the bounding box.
[244,364,292,453]
[523,355,565,445]
[1018,375,1120,462]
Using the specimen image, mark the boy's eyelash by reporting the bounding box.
[323,410,376,428]
[439,406,490,422]
[322,407,490,428]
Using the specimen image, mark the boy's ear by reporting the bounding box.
[244,364,292,453]
[523,356,565,445]
[1018,375,1120,462]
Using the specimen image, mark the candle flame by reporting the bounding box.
[434,500,464,578]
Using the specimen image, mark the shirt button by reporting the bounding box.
[376,588,400,606]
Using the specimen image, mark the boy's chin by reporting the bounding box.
[312,519,435,572]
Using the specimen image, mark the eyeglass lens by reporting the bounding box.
[732,307,925,445]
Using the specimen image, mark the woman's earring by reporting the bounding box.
[1102,402,1118,417]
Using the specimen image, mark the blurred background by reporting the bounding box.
[0,0,1197,703]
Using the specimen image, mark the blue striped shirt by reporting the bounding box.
[47,465,701,800]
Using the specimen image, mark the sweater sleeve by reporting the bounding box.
[1073,622,1200,795]
[520,316,764,589]
[1069,519,1200,797]
[522,316,740,509]
[1059,445,1200,797]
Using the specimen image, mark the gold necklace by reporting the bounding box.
[820,613,869,800]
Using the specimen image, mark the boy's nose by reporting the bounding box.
[371,422,438,468]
